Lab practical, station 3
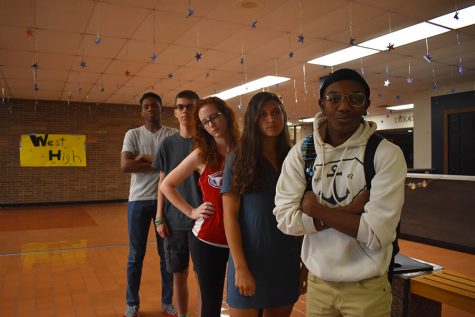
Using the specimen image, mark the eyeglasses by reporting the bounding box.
[322,93,366,108]
[200,112,223,127]
[175,103,194,111]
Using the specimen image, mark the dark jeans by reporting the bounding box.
[126,200,173,306]
[189,232,229,317]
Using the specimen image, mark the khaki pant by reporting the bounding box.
[306,273,392,317]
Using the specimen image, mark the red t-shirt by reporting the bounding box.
[192,162,228,247]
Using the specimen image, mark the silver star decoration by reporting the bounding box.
[384,79,390,87]
[406,77,413,84]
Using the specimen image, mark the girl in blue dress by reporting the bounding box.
[222,92,303,317]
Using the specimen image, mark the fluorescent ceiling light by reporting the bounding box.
[360,22,449,51]
[386,104,414,111]
[307,5,475,67]
[307,46,379,66]
[212,76,289,100]
[430,5,475,29]
[299,117,314,123]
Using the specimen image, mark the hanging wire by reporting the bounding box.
[302,63,307,94]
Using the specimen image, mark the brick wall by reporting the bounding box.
[0,99,177,206]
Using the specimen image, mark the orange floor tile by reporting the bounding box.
[0,203,473,317]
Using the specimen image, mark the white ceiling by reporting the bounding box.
[1,0,474,122]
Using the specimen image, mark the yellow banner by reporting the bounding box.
[20,134,87,167]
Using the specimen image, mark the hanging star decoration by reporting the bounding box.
[150,52,158,62]
[384,79,390,87]
[432,82,438,90]
[387,43,395,51]
[167,72,174,79]
[406,77,414,84]
[79,59,87,68]
[33,82,39,91]
[25,27,34,37]
[31,62,39,69]
[95,33,102,44]
[454,11,459,20]
[288,51,294,58]
[297,34,304,44]
[458,64,464,74]
[186,8,195,18]
[238,103,244,109]
[349,38,356,46]
[251,20,258,29]
[240,56,244,64]
[423,54,432,63]
[125,70,131,77]
[195,51,202,61]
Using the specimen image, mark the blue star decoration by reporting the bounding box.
[458,65,464,74]
[95,34,102,45]
[79,59,87,68]
[387,43,395,51]
[288,51,294,58]
[251,20,257,28]
[454,11,459,20]
[150,52,158,62]
[432,82,439,90]
[406,77,414,84]
[298,34,304,44]
[195,52,202,61]
[384,79,390,87]
[186,8,195,18]
[349,38,356,46]
[31,62,39,69]
[167,72,174,79]
[423,54,432,63]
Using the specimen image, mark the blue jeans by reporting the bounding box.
[126,200,173,306]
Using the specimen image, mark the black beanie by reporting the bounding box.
[320,68,370,100]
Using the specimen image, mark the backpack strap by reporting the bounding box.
[364,133,400,283]
[363,133,384,190]
[301,134,316,191]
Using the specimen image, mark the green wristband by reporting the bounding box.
[154,218,166,226]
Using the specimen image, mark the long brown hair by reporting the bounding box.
[194,97,240,167]
[232,92,291,195]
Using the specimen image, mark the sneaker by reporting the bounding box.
[123,305,139,317]
[161,303,177,317]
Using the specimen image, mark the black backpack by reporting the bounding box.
[301,133,400,282]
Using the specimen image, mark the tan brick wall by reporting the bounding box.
[0,99,178,206]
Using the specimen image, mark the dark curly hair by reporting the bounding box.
[194,97,240,167]
[232,92,291,195]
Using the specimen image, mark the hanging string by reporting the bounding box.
[423,38,432,63]
[384,64,390,86]
[293,78,298,103]
[360,58,365,76]
[302,63,307,94]
[406,60,413,84]
[432,67,438,90]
